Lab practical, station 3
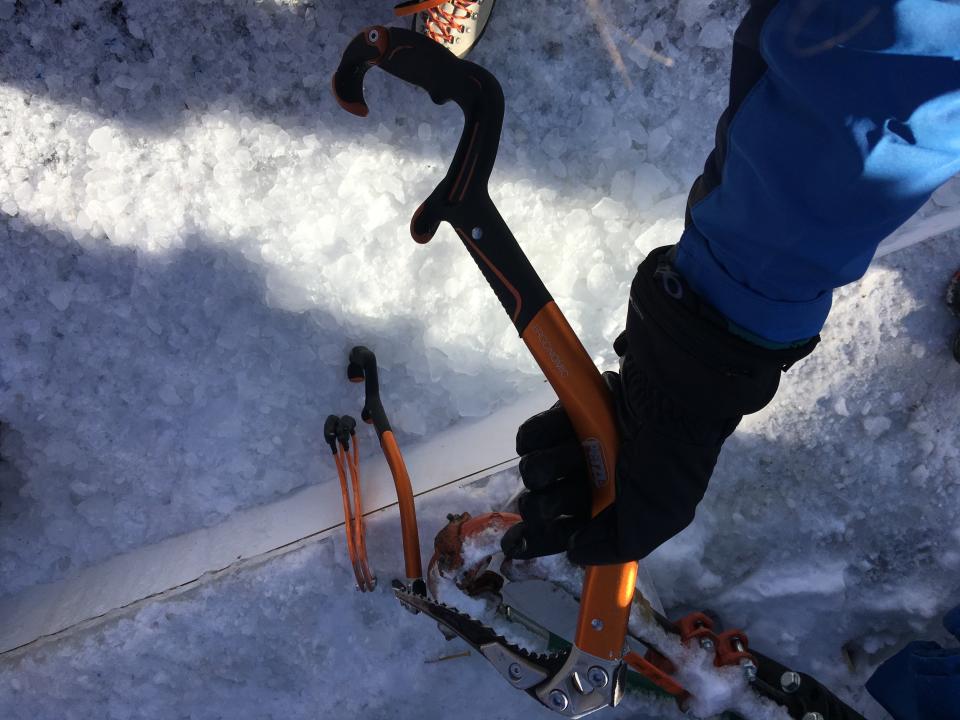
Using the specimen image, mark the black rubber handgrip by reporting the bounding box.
[348,346,392,438]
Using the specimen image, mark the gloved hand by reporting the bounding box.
[501,245,819,566]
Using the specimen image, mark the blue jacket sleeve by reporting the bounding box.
[675,0,960,344]
[865,605,960,720]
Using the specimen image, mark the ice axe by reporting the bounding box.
[334,27,637,717]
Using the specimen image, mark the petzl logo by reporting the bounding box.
[582,438,608,488]
[532,322,569,378]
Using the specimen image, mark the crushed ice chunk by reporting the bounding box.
[87,127,117,155]
[541,128,565,159]
[78,494,116,528]
[633,163,672,208]
[863,415,892,438]
[13,181,33,206]
[591,197,627,220]
[114,75,138,91]
[586,263,615,296]
[699,19,732,49]
[159,384,182,406]
[647,126,673,160]
[47,283,74,311]
[676,0,714,26]
[609,169,633,205]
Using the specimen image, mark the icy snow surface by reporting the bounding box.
[0,472,792,720]
[0,0,764,595]
[1,0,959,717]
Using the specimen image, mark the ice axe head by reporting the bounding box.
[331,26,390,117]
[332,27,505,249]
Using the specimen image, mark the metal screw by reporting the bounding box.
[590,618,604,631]
[587,666,609,689]
[780,671,802,693]
[740,658,758,682]
[471,226,483,240]
[802,714,825,720]
[548,689,569,711]
[508,663,523,681]
[698,637,715,652]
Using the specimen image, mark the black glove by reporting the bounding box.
[501,245,819,566]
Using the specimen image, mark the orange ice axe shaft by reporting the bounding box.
[348,345,426,595]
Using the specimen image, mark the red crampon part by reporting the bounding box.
[676,611,757,672]
[427,511,520,597]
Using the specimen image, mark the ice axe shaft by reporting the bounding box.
[334,27,637,671]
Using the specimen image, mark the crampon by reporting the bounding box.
[331,26,866,719]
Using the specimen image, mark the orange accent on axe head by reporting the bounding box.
[410,202,438,244]
[330,74,369,118]
[460,231,522,324]
[363,25,391,60]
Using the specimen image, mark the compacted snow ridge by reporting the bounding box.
[1,0,958,718]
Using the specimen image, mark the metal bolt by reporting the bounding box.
[548,689,569,711]
[740,658,758,682]
[802,714,825,720]
[587,666,609,689]
[471,226,483,240]
[590,618,604,631]
[367,29,380,43]
[698,637,715,652]
[508,663,523,681]
[780,671,802,693]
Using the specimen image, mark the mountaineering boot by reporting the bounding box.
[394,0,497,58]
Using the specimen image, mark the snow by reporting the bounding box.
[0,0,958,718]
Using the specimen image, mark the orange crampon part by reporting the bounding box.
[327,415,377,592]
[394,0,479,45]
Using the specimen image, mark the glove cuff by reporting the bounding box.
[623,245,819,419]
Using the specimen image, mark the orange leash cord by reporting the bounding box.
[345,437,376,590]
[325,415,377,592]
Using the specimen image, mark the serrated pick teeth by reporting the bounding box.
[393,586,567,674]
